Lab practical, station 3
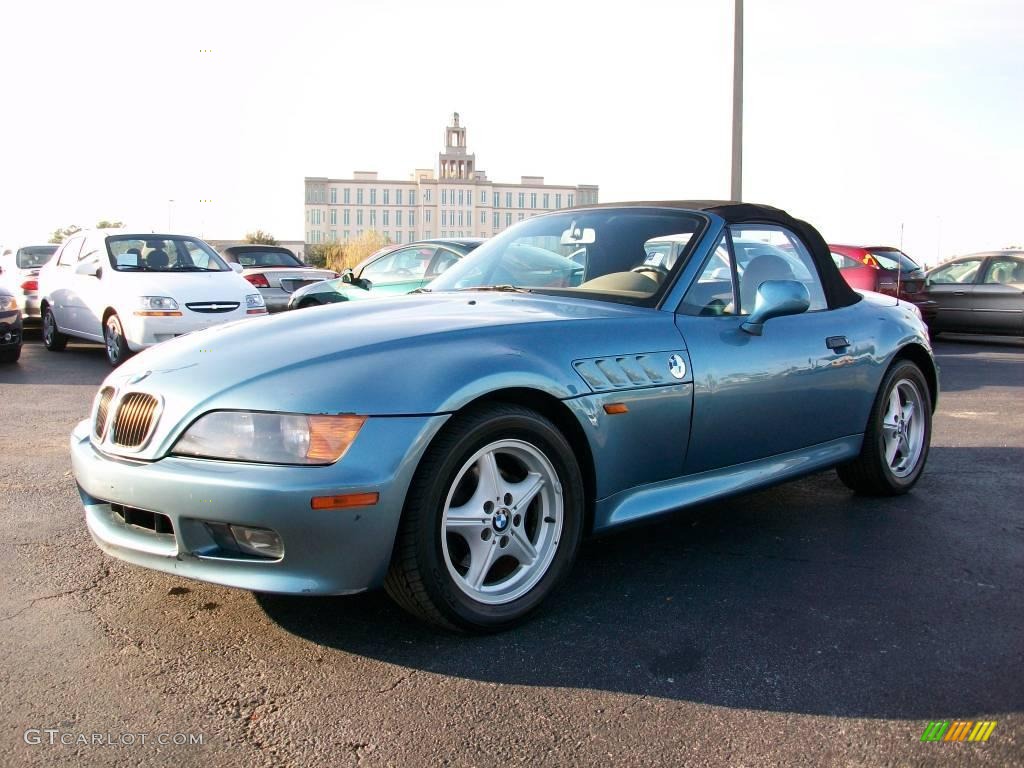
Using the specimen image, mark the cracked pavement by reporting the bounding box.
[1,334,1022,766]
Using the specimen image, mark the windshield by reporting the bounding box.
[106,236,229,272]
[16,245,57,269]
[867,248,921,272]
[231,249,303,268]
[427,209,706,305]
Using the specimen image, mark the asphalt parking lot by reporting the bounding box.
[1,332,1022,767]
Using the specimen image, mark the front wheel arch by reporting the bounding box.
[453,388,596,535]
[385,400,586,631]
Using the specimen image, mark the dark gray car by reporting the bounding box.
[0,286,23,363]
[903,251,1024,336]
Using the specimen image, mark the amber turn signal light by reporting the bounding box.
[311,492,380,510]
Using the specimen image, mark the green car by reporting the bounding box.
[287,238,484,309]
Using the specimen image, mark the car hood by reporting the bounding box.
[104,292,685,457]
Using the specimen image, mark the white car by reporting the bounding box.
[0,243,57,323]
[38,230,267,365]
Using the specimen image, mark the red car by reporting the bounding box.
[829,245,924,298]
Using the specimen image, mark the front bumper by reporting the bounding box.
[70,414,448,594]
[1,312,22,347]
[124,311,262,350]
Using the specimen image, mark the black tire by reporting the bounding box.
[837,359,932,495]
[42,306,67,351]
[385,403,585,632]
[103,313,132,367]
[0,346,20,364]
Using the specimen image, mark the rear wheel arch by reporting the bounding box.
[892,343,938,411]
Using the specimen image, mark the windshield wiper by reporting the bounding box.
[458,284,531,293]
[408,287,431,293]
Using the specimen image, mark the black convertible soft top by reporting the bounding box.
[583,200,862,309]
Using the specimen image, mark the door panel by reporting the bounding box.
[925,258,983,332]
[676,306,872,475]
[929,285,977,331]
[973,257,1024,334]
[71,238,105,340]
[53,236,85,332]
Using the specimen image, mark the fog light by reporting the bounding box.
[3,332,11,342]
[229,525,283,559]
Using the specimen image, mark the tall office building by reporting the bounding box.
[304,113,598,246]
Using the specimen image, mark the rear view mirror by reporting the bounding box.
[741,280,810,336]
[559,223,596,246]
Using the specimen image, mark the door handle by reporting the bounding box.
[953,291,967,296]
[826,336,850,351]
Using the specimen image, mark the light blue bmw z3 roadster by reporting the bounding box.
[71,202,937,631]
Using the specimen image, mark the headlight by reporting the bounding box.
[172,411,366,465]
[246,293,265,308]
[0,296,17,311]
[139,296,179,311]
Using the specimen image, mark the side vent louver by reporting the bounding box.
[573,354,677,391]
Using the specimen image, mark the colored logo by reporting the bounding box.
[668,354,686,380]
[920,721,997,742]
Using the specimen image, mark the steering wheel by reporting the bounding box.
[631,264,670,280]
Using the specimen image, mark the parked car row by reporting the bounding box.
[3,221,1020,371]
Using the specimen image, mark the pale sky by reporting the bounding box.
[1,0,1021,266]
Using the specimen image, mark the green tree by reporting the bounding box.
[96,220,124,229]
[245,230,278,245]
[48,225,81,244]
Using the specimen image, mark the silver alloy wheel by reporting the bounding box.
[105,316,122,364]
[882,378,925,478]
[441,439,563,605]
[43,310,55,344]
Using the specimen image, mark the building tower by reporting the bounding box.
[438,112,475,180]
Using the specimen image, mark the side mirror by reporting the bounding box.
[229,262,243,274]
[359,278,373,291]
[740,279,810,336]
[75,259,100,277]
[340,268,354,284]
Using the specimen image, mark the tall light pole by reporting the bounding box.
[731,0,744,202]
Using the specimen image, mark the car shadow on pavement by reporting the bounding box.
[257,446,1024,720]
